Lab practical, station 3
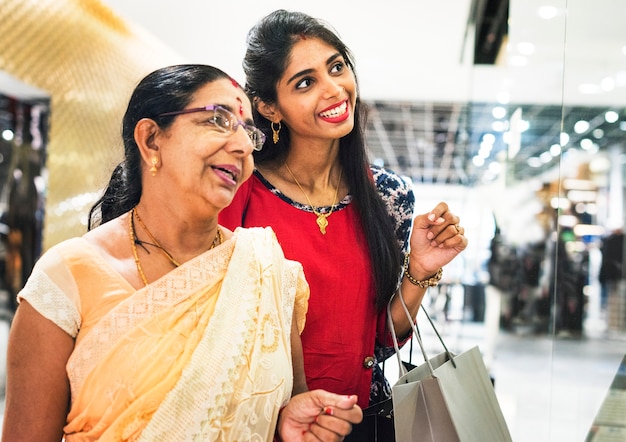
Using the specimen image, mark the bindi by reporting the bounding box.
[236,97,244,116]
[229,78,245,116]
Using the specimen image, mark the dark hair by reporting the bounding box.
[88,64,232,230]
[244,10,402,309]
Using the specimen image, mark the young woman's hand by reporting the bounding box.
[407,201,468,279]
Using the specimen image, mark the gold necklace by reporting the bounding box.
[129,211,149,286]
[134,208,181,267]
[129,208,222,286]
[284,163,342,235]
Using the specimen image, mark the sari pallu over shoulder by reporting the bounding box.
[60,227,308,441]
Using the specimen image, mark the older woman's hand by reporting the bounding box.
[278,390,362,441]
[407,201,468,279]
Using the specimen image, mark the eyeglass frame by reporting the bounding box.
[157,104,266,151]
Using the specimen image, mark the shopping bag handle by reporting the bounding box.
[417,303,456,369]
[387,288,456,379]
[386,294,409,378]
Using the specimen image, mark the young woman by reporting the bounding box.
[220,9,468,415]
[2,64,362,442]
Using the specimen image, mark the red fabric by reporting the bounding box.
[221,175,380,408]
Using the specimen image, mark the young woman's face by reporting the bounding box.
[273,37,358,143]
[156,78,256,212]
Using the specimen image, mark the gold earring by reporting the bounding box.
[150,157,158,176]
[271,121,281,144]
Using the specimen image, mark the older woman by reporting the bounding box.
[2,64,361,442]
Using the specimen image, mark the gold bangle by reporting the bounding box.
[403,254,443,288]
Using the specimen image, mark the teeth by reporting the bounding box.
[320,101,347,118]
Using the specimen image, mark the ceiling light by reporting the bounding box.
[550,144,562,156]
[605,111,619,123]
[482,133,496,144]
[518,120,530,132]
[1,129,13,141]
[592,128,604,138]
[479,145,493,157]
[540,152,553,163]
[560,132,570,146]
[488,162,502,174]
[492,106,507,119]
[472,156,485,167]
[573,120,590,134]
[580,138,597,151]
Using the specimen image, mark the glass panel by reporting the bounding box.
[558,1,626,441]
[376,1,626,440]
[0,89,49,316]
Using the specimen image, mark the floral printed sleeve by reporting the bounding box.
[371,164,414,254]
[369,165,415,404]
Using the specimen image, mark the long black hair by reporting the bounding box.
[88,64,232,230]
[243,10,402,309]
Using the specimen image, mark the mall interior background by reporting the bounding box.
[0,0,624,440]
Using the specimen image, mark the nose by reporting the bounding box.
[322,77,344,99]
[225,125,254,155]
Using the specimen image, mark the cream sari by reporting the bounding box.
[18,227,309,441]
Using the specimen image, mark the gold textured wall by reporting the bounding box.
[0,0,183,249]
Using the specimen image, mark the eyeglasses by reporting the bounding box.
[158,104,266,151]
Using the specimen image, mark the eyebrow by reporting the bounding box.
[286,52,343,85]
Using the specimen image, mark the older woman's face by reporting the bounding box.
[155,78,256,213]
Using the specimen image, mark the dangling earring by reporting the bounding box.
[271,121,281,144]
[150,156,158,176]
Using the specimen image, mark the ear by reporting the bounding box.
[134,118,161,167]
[256,99,283,123]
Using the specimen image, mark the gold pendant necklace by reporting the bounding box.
[284,163,342,235]
[129,208,222,286]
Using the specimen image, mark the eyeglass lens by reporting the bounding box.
[212,107,265,151]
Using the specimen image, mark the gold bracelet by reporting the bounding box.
[403,254,443,288]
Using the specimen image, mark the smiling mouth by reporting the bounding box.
[213,166,237,181]
[319,101,348,118]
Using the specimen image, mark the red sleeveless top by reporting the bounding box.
[220,173,388,407]
[221,167,415,407]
